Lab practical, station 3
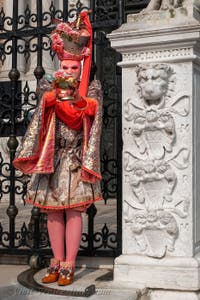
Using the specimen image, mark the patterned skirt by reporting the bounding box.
[26,122,102,212]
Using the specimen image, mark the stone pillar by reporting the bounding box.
[108,1,200,299]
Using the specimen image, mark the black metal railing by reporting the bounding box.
[0,0,148,264]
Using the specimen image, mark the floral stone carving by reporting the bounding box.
[125,64,189,160]
[124,63,190,258]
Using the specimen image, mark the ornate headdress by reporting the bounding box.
[51,11,92,97]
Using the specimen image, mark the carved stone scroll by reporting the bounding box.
[124,63,190,258]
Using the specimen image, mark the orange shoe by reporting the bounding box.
[41,258,60,284]
[57,262,74,286]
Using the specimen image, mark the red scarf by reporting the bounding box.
[55,98,89,131]
[43,90,96,131]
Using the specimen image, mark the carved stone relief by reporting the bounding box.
[126,0,193,26]
[143,0,184,12]
[124,63,190,258]
[123,48,193,63]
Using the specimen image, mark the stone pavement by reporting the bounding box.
[0,264,140,300]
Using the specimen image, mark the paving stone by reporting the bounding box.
[0,265,139,300]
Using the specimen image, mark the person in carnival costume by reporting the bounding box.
[13,11,102,286]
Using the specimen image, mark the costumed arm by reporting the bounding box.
[81,80,103,183]
[13,78,56,174]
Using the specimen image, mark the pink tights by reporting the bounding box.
[47,209,83,268]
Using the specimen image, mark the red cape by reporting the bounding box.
[13,85,102,184]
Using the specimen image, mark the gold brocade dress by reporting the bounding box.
[13,80,103,212]
[26,118,102,212]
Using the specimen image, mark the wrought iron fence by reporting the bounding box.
[0,0,148,264]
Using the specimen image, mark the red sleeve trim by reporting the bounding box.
[81,165,102,183]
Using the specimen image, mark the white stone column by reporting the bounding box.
[108,1,200,299]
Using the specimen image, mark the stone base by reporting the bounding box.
[146,290,200,300]
[114,255,200,291]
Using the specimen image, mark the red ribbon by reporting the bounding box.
[78,11,93,98]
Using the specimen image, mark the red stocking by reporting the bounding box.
[65,209,83,269]
[47,210,65,262]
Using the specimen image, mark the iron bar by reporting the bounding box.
[33,0,45,81]
[6,0,20,249]
[118,0,124,26]
[62,0,68,22]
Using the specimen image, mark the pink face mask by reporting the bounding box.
[60,60,81,80]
